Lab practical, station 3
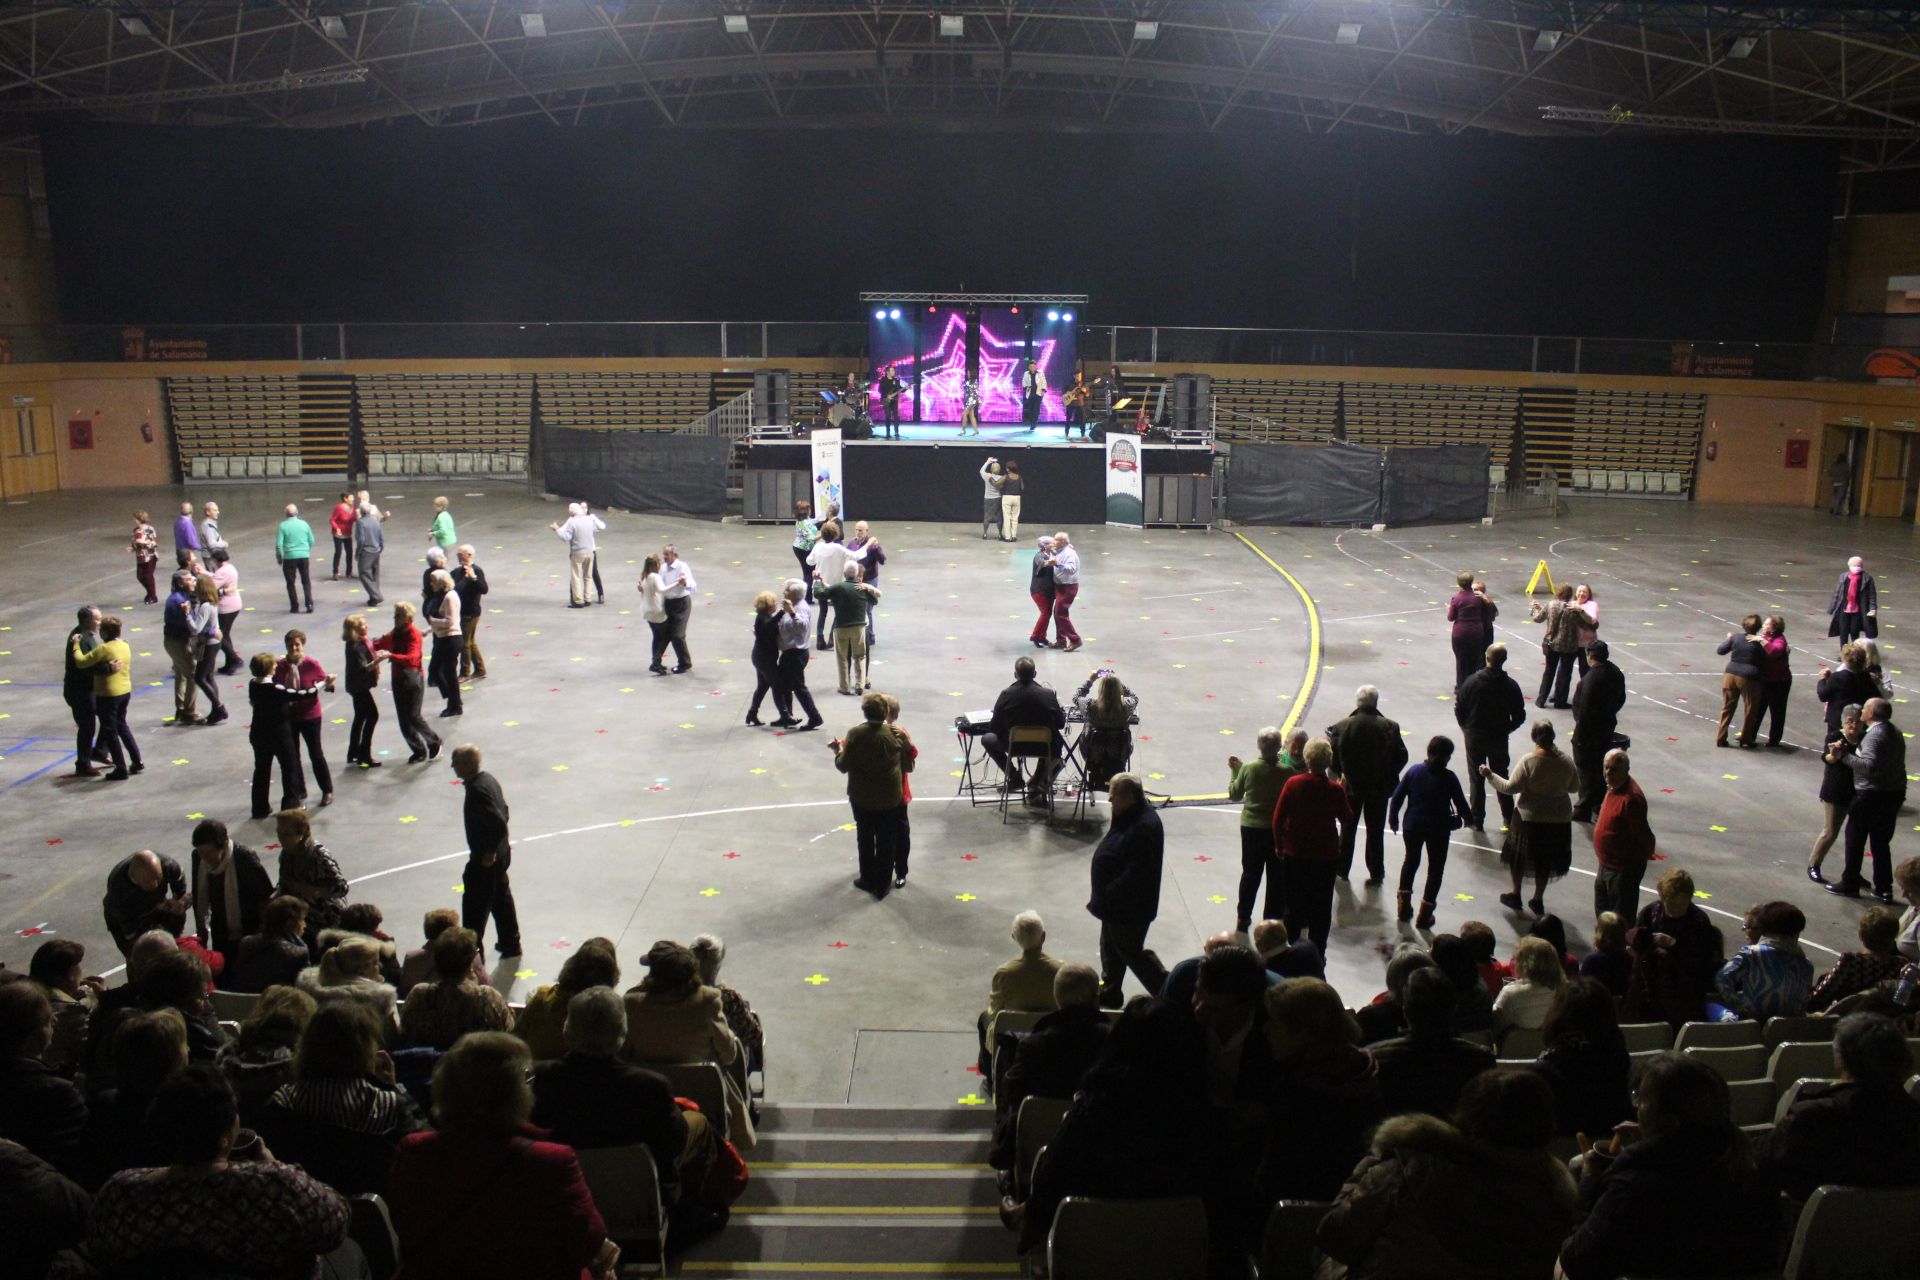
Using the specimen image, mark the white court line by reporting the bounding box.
[1140,586,1246,601]
[1322,607,1443,625]
[1158,623,1286,642]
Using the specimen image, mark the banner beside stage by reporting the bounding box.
[810,428,844,519]
[1105,434,1143,526]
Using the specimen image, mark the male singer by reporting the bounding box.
[1020,359,1043,429]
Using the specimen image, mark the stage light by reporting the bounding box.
[927,305,937,313]
[1728,35,1757,58]
[874,309,887,320]
[1062,312,1074,321]
[1047,310,1060,321]
[519,12,547,38]
[320,15,349,38]
[939,14,964,38]
[722,13,749,34]
[1533,29,1562,52]
[1010,306,1019,313]
[889,308,901,320]
[1335,22,1361,45]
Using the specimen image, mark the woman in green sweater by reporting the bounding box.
[428,496,457,553]
[1228,726,1306,933]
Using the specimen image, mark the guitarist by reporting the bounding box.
[1062,370,1097,440]
[876,367,905,440]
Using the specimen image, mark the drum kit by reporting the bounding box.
[822,386,869,429]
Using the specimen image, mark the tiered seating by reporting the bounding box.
[356,372,532,477]
[1209,376,1342,442]
[536,371,710,432]
[167,374,352,479]
[1343,381,1518,453]
[1524,387,1703,495]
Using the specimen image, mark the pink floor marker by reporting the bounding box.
[45,838,61,846]
[828,941,849,950]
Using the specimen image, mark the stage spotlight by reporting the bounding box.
[874,309,887,320]
[928,305,936,313]
[1062,311,1074,321]
[1047,310,1060,321]
[889,308,901,320]
[1010,306,1019,313]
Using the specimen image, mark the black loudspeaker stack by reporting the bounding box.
[753,370,791,425]
[1169,373,1212,433]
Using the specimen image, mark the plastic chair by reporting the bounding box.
[1620,1022,1674,1053]
[347,1194,399,1280]
[1259,1200,1335,1280]
[1046,1195,1208,1280]
[1767,1042,1839,1094]
[1674,1020,1762,1052]
[634,1060,730,1142]
[574,1144,670,1277]
[1763,1016,1837,1050]
[1782,1184,1920,1280]
[210,990,260,1022]
[1774,1076,1828,1124]
[1726,1078,1776,1128]
[1000,725,1061,824]
[1494,1025,1545,1061]
[1683,1044,1770,1082]
[1014,1095,1072,1199]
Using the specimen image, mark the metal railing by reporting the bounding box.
[678,387,756,438]
[2,320,1909,384]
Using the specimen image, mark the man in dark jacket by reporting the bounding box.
[100,849,189,957]
[452,744,521,958]
[1833,698,1906,903]
[1815,644,1879,734]
[64,605,106,778]
[1761,1012,1920,1202]
[989,964,1110,1171]
[228,896,314,994]
[1327,685,1408,885]
[1369,968,1495,1119]
[1714,614,1766,749]
[1455,644,1528,833]
[1569,641,1627,823]
[531,987,708,1196]
[0,981,89,1180]
[1087,773,1166,1008]
[983,657,1066,803]
[189,818,274,974]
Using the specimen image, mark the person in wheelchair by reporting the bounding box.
[1075,671,1138,792]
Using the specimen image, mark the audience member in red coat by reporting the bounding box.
[389,1032,618,1280]
[1591,750,1656,921]
[1271,738,1355,953]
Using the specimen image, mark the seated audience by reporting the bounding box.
[1426,933,1494,1034]
[27,938,104,1077]
[1557,1053,1779,1280]
[978,911,1061,1072]
[1714,900,1814,1021]
[517,936,620,1061]
[389,1032,620,1280]
[1529,977,1633,1139]
[86,1064,351,1278]
[1760,1011,1920,1202]
[398,906,485,997]
[1161,930,1273,1015]
[1251,918,1326,982]
[1317,1069,1576,1280]
[532,987,714,1196]
[1898,856,1920,961]
[149,894,228,983]
[189,817,274,976]
[1369,968,1495,1119]
[80,929,178,1091]
[296,934,399,1032]
[84,1007,188,1184]
[1624,869,1722,1025]
[330,902,405,988]
[1807,906,1905,1013]
[399,926,514,1050]
[1528,913,1580,976]
[1355,947,1435,1045]
[1192,944,1277,1112]
[0,1136,90,1280]
[217,984,317,1124]
[692,933,764,1076]
[1459,920,1512,995]
[1577,912,1631,999]
[0,978,89,1179]
[1493,937,1565,1042]
[1259,978,1383,1204]
[623,940,754,1149]
[227,895,312,994]
[262,1001,426,1194]
[989,963,1111,1173]
[1003,998,1211,1256]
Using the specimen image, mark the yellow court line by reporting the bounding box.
[747,1161,987,1171]
[1231,529,1323,740]
[680,1264,1021,1275]
[736,1205,998,1216]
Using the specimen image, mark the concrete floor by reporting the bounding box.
[2,481,1913,1102]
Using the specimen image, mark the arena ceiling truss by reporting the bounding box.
[0,2,1917,172]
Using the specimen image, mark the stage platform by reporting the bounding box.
[774,419,1146,446]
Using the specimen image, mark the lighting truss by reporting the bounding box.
[858,291,1089,305]
[19,67,369,111]
[1538,104,1914,139]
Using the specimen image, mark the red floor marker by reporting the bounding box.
[45,838,61,846]
[1193,855,1213,863]
[827,941,849,950]
[961,854,978,861]
[723,852,741,859]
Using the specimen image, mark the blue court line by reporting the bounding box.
[6,755,77,789]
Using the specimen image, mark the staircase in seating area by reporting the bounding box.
[674,1102,1016,1279]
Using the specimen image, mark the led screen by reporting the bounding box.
[913,306,971,422]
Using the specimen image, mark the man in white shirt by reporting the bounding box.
[1044,531,1083,652]
[549,503,600,608]
[772,580,824,730]
[806,521,851,646]
[658,543,697,673]
[1020,361,1043,428]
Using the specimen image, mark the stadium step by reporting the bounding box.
[674,1102,1015,1279]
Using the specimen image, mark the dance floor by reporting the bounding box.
[0,482,1898,1101]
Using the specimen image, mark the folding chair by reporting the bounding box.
[1620,1022,1675,1053]
[1674,1020,1762,1052]
[575,1144,670,1277]
[1046,1195,1208,1280]
[1767,1042,1839,1094]
[1764,1016,1837,1051]
[1000,725,1061,824]
[1726,1078,1776,1128]
[1774,1076,1828,1124]
[634,1060,730,1143]
[1014,1096,1072,1199]
[347,1194,399,1280]
[1259,1200,1335,1280]
[1782,1184,1920,1280]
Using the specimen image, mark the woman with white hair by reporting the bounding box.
[690,934,764,1075]
[427,495,457,554]
[423,569,463,717]
[1827,555,1878,649]
[420,544,447,608]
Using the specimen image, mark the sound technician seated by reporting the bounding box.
[982,657,1066,808]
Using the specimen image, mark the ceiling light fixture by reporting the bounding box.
[519,12,546,37]
[1533,29,1562,52]
[1335,22,1362,46]
[320,15,348,39]
[1133,21,1159,41]
[722,14,749,35]
[939,14,964,38]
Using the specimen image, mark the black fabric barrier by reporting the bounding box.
[1227,443,1383,527]
[540,427,730,521]
[1381,445,1491,527]
[843,444,1105,524]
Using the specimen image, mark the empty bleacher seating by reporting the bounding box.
[357,372,532,476]
[537,370,711,432]
[166,374,352,479]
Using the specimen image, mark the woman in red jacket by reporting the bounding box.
[388,1032,618,1280]
[373,602,441,764]
[1272,737,1354,953]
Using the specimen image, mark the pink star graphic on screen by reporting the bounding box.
[872,311,1068,423]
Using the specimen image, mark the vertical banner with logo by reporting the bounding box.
[1105,434,1143,526]
[810,428,844,521]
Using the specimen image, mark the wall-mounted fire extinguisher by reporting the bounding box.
[140,422,154,443]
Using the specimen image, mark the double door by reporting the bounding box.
[0,404,57,497]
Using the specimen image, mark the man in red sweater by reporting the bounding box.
[1591,749,1656,920]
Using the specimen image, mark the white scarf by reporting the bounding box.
[195,844,247,945]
